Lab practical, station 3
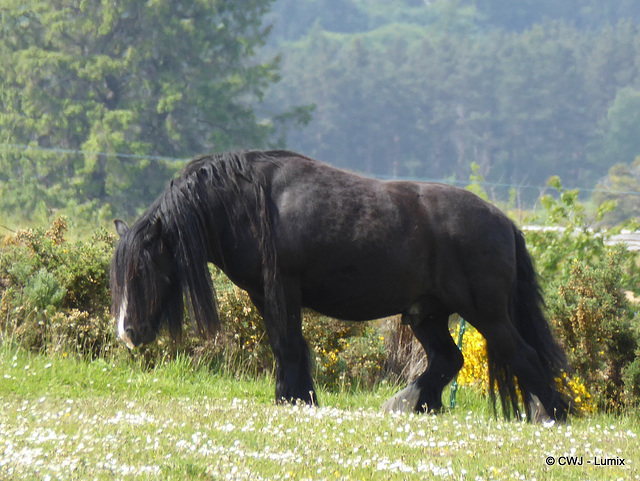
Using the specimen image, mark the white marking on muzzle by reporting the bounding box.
[117,291,135,349]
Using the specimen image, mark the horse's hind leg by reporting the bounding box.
[473,308,567,421]
[383,307,463,413]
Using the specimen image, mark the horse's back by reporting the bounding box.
[266,155,517,320]
[270,154,513,242]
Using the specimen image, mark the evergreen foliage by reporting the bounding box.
[264,1,640,200]
[0,0,309,219]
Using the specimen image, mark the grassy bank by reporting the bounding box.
[1,345,638,480]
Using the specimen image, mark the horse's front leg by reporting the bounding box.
[249,281,317,405]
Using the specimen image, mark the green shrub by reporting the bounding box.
[523,177,635,290]
[623,337,640,405]
[546,249,639,410]
[302,312,386,390]
[1,218,117,358]
[208,283,275,375]
[524,178,640,410]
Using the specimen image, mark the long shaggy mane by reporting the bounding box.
[113,150,289,341]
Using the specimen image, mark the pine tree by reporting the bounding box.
[0,0,304,219]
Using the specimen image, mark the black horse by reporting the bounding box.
[111,150,570,420]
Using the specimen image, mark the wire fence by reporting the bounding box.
[2,142,640,198]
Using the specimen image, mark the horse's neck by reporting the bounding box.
[201,185,250,265]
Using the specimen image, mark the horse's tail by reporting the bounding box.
[487,228,571,420]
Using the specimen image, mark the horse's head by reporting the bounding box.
[111,218,182,348]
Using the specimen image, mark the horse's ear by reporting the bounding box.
[114,219,129,237]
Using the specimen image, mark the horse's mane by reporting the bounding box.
[150,150,288,340]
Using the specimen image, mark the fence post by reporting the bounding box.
[449,317,467,409]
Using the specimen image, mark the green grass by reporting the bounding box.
[1,344,639,480]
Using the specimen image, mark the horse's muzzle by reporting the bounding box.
[118,326,137,349]
[124,328,140,348]
[119,325,156,349]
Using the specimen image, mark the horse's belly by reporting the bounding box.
[306,301,401,322]
[300,269,420,321]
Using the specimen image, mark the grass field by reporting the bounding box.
[1,344,639,480]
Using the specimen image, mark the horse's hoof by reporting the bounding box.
[381,384,421,413]
[530,395,555,426]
